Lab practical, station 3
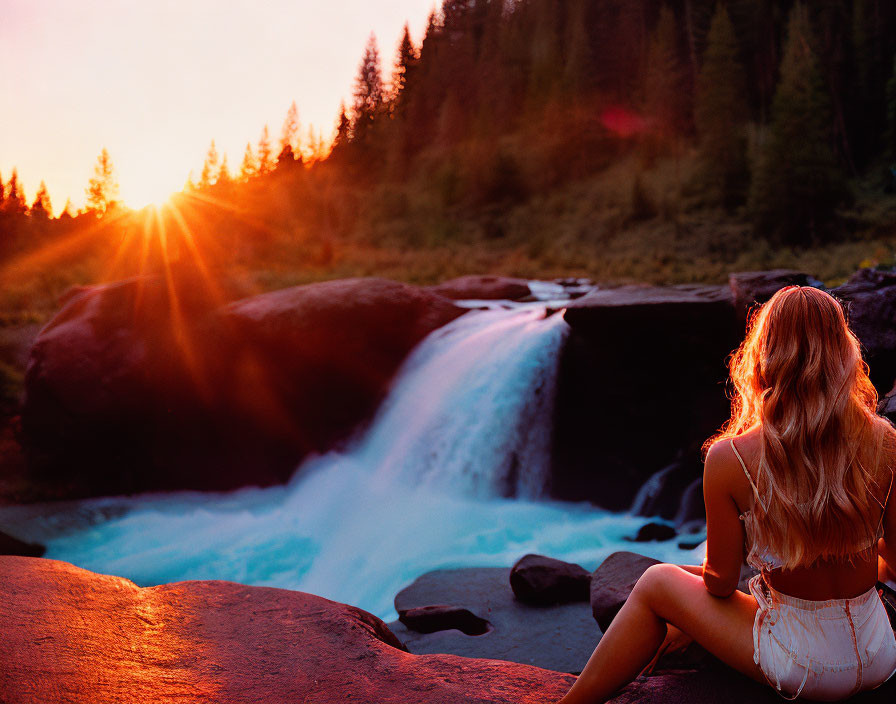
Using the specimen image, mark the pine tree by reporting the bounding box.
[563,0,592,96]
[200,140,219,188]
[257,125,274,174]
[217,155,232,186]
[694,3,749,208]
[351,33,384,144]
[390,23,418,119]
[85,149,119,215]
[279,101,300,164]
[2,169,27,215]
[31,181,52,219]
[60,199,75,219]
[239,143,258,181]
[748,3,847,244]
[643,5,689,149]
[332,102,352,153]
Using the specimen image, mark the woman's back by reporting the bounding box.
[727,426,891,601]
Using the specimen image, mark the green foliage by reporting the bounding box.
[694,3,749,209]
[641,5,689,161]
[748,3,848,245]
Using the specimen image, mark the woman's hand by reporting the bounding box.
[639,624,694,676]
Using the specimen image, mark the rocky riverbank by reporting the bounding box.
[5,552,893,703]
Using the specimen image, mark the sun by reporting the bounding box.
[118,170,180,210]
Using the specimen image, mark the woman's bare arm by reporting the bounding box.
[701,441,746,597]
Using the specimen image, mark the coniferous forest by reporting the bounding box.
[4,0,896,329]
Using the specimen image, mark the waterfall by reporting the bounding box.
[6,302,702,622]
[348,305,569,499]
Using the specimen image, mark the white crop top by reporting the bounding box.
[730,438,891,572]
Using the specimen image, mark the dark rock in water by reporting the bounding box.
[591,551,663,632]
[509,554,591,605]
[0,529,45,557]
[678,537,706,550]
[21,275,464,498]
[673,477,706,527]
[399,604,491,635]
[425,275,532,301]
[387,566,599,674]
[0,556,578,704]
[631,455,704,522]
[554,285,738,510]
[629,522,677,543]
[728,270,820,319]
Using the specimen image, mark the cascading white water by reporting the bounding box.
[3,302,702,622]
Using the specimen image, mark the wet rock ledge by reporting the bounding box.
[3,554,895,703]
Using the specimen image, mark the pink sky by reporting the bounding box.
[0,0,435,210]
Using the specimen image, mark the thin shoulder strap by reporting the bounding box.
[876,468,894,535]
[731,438,765,511]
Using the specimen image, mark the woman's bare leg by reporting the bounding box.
[557,563,762,704]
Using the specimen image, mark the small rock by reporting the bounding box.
[509,554,591,605]
[628,523,677,543]
[398,604,490,635]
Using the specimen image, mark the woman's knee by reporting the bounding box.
[632,563,682,601]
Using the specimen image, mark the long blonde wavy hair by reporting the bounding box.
[706,285,896,569]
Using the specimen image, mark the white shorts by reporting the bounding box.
[749,574,896,701]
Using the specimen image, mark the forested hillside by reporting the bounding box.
[4,0,896,323]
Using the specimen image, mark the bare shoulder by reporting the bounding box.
[704,429,761,507]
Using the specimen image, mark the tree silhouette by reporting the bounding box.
[643,5,689,153]
[240,142,258,181]
[217,154,232,187]
[748,2,847,243]
[85,148,119,215]
[200,140,220,188]
[279,101,301,164]
[351,33,384,144]
[2,169,27,215]
[390,23,418,119]
[332,101,352,152]
[31,181,52,219]
[257,126,274,174]
[694,3,749,208]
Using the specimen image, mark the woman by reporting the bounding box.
[557,285,896,703]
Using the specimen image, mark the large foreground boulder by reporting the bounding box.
[554,284,739,510]
[0,556,574,704]
[20,275,465,498]
[4,556,892,703]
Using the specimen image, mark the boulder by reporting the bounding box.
[832,269,896,393]
[20,276,465,498]
[554,285,739,510]
[4,555,893,704]
[0,529,44,557]
[509,553,591,605]
[590,552,756,633]
[0,556,575,704]
[426,275,532,301]
[727,270,820,319]
[590,552,663,632]
[387,566,599,674]
[628,522,677,543]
